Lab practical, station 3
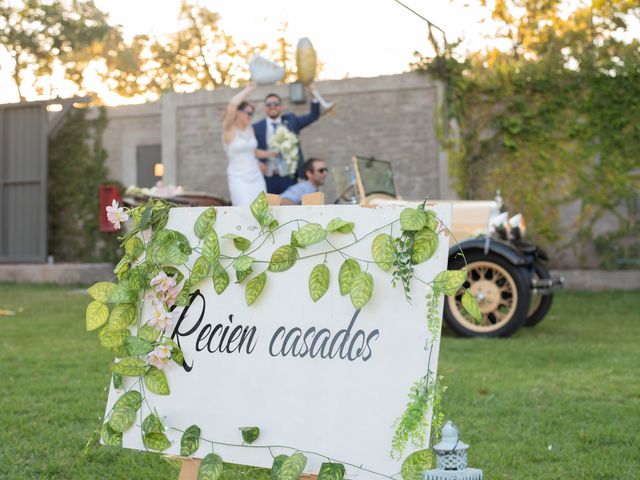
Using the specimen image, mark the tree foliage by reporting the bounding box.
[413,0,640,267]
[0,0,296,102]
[48,107,121,262]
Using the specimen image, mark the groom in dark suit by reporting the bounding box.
[253,91,321,194]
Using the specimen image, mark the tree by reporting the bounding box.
[0,0,123,101]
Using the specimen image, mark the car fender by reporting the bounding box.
[448,237,530,267]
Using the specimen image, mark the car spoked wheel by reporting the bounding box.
[444,252,531,337]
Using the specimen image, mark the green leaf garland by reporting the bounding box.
[338,259,361,296]
[309,264,330,302]
[245,272,267,306]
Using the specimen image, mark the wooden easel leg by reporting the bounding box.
[178,458,201,480]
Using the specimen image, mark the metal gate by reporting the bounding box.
[0,103,48,263]
[0,98,85,263]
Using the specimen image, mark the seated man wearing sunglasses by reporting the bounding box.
[253,90,321,194]
[281,158,329,205]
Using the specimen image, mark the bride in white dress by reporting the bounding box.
[223,83,276,206]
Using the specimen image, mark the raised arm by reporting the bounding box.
[295,84,321,130]
[223,82,257,141]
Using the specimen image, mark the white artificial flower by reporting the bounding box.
[105,200,129,229]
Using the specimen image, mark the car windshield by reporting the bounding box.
[355,156,397,198]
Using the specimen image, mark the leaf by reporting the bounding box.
[433,270,467,296]
[107,280,139,304]
[318,463,345,480]
[462,289,482,322]
[162,266,185,285]
[371,234,395,271]
[401,449,433,480]
[125,336,154,356]
[124,236,145,260]
[222,233,251,252]
[190,256,213,285]
[127,264,150,291]
[203,231,220,264]
[142,413,164,435]
[87,282,116,302]
[278,452,307,480]
[101,422,122,447]
[423,209,438,232]
[245,272,267,306]
[181,424,201,456]
[164,338,184,365]
[111,357,147,376]
[143,432,171,451]
[400,208,426,232]
[109,303,137,330]
[338,259,361,296]
[144,367,170,395]
[350,272,374,309]
[326,217,354,234]
[270,455,288,480]
[261,212,279,230]
[250,191,269,224]
[112,373,123,389]
[194,207,217,239]
[412,228,439,265]
[198,453,224,480]
[239,426,260,444]
[113,256,130,280]
[292,223,327,247]
[212,263,230,295]
[99,327,128,349]
[139,323,162,342]
[268,245,298,272]
[108,407,136,433]
[113,390,143,410]
[234,255,255,272]
[148,229,192,265]
[309,264,330,302]
[86,301,109,331]
[235,267,253,284]
[175,281,192,306]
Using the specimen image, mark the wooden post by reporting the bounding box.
[179,192,324,480]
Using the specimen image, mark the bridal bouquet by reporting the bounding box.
[268,126,300,176]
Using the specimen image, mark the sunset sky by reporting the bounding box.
[1,0,637,105]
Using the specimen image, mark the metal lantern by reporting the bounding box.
[423,421,483,480]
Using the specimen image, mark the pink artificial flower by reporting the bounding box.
[154,344,173,359]
[150,271,177,293]
[146,351,169,369]
[105,199,129,230]
[147,304,175,330]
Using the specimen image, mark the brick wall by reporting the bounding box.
[102,72,448,202]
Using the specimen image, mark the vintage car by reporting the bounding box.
[332,156,563,338]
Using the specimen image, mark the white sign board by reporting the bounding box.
[105,203,451,478]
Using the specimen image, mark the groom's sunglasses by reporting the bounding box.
[265,101,282,108]
[315,168,329,174]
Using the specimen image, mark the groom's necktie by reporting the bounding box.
[272,122,280,132]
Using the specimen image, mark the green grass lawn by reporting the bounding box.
[0,283,638,479]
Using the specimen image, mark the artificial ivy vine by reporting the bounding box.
[84,192,480,479]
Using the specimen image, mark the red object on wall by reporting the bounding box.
[99,185,122,232]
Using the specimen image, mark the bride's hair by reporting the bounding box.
[238,101,254,113]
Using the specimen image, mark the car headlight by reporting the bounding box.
[489,211,511,240]
[509,213,526,240]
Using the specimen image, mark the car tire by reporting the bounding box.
[524,261,554,327]
[443,251,531,337]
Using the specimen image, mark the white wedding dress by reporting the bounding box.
[223,128,266,206]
